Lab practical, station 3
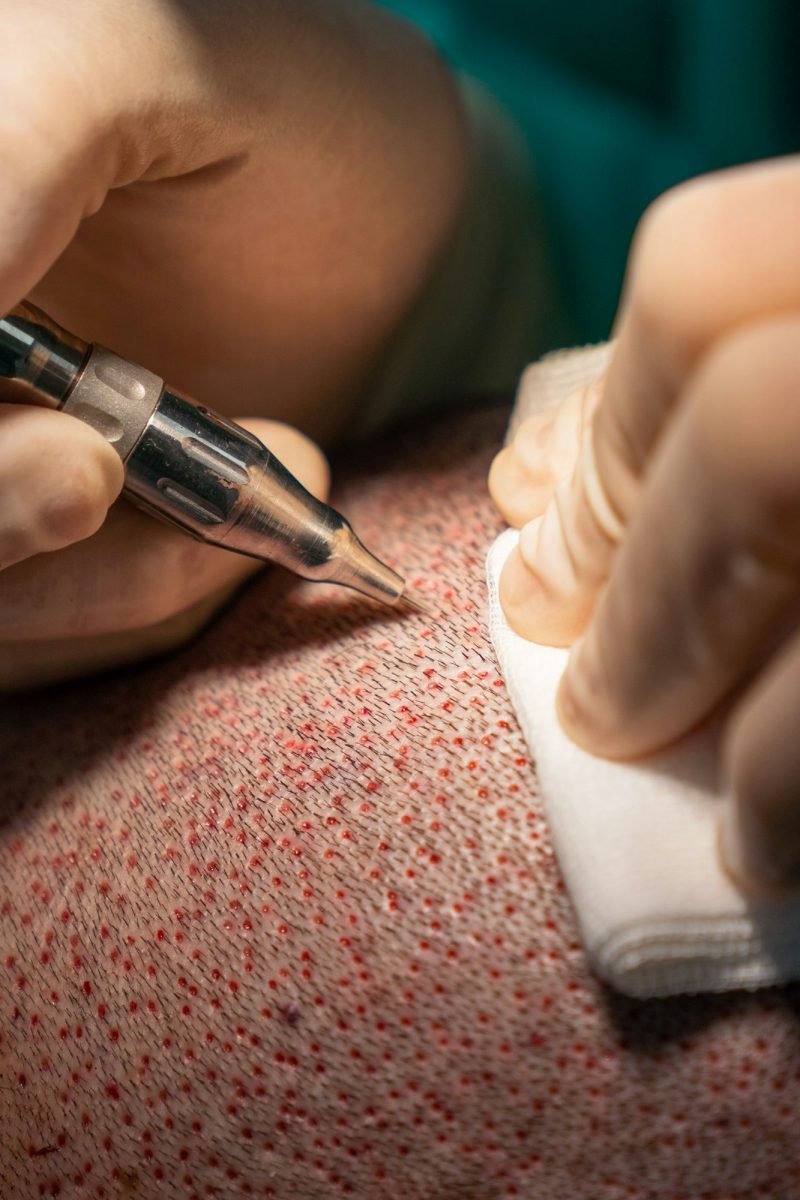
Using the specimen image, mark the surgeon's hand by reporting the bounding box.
[489,157,800,891]
[0,0,467,687]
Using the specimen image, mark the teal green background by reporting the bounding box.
[377,1,798,342]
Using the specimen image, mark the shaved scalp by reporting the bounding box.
[2,406,800,1199]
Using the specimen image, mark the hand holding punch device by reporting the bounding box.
[0,303,426,611]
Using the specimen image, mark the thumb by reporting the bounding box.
[0,403,124,570]
[0,418,330,688]
[0,417,330,643]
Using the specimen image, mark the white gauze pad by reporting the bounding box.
[486,346,800,998]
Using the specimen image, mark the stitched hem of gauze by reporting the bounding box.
[487,346,800,999]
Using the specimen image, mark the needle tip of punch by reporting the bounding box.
[398,589,434,616]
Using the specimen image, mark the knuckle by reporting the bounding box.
[628,174,738,350]
[636,173,714,244]
[632,179,699,280]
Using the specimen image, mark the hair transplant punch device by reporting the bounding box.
[0,303,426,610]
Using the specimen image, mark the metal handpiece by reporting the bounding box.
[0,302,415,607]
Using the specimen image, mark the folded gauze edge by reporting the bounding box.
[487,344,800,999]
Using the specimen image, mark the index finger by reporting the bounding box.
[558,316,800,758]
[500,157,800,646]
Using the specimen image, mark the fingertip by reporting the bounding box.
[720,638,800,894]
[556,635,638,761]
[499,542,543,633]
[717,804,758,892]
[34,418,124,551]
[556,644,606,755]
[81,418,126,504]
[555,656,585,742]
[487,446,514,518]
[0,406,124,565]
[716,802,800,897]
[488,445,553,528]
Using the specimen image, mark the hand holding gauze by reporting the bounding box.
[490,157,800,892]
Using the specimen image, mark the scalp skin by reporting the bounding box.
[2,406,800,1200]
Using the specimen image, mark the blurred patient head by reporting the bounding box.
[2,407,799,1200]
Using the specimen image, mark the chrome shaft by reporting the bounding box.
[0,302,406,606]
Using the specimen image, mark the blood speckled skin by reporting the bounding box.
[2,405,800,1200]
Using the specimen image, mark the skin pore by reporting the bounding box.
[3,406,800,1200]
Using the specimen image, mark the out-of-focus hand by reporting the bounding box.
[0,416,329,689]
[489,157,800,891]
[0,0,467,687]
